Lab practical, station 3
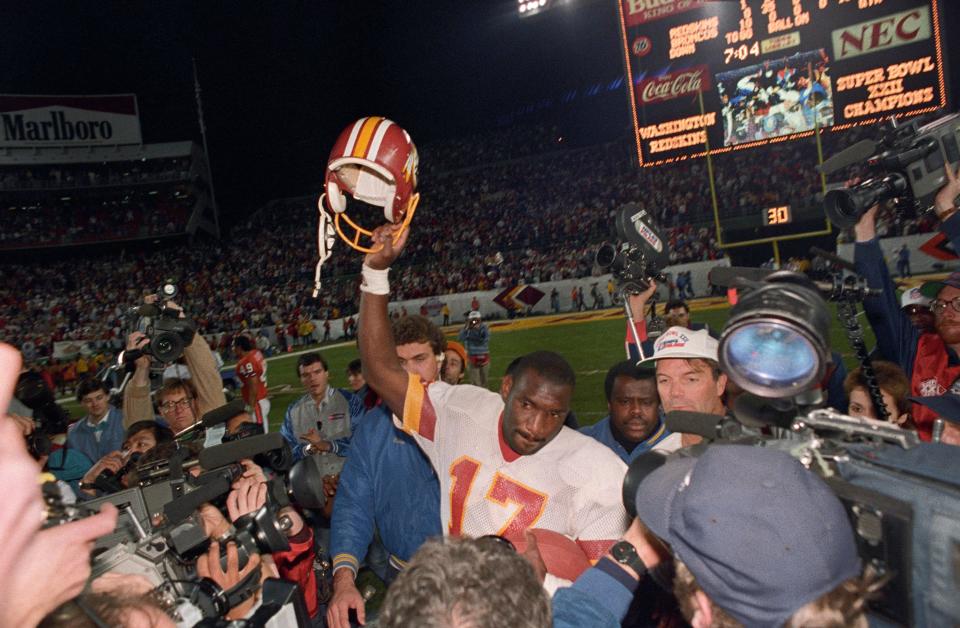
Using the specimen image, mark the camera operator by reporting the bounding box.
[78,420,173,497]
[629,445,878,627]
[66,379,125,465]
[123,298,227,445]
[219,463,323,623]
[623,284,715,360]
[458,310,491,388]
[853,164,960,439]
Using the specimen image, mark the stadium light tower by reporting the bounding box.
[518,0,551,18]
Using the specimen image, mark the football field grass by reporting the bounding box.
[256,299,874,431]
[60,299,875,427]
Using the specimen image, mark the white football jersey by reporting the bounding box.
[395,376,629,561]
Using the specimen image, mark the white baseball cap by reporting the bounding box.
[468,311,482,320]
[639,326,718,365]
[900,287,931,309]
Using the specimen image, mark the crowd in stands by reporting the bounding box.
[0,123,937,364]
[0,157,196,248]
[0,157,192,191]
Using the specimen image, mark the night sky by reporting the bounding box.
[1,0,621,226]
[3,1,958,227]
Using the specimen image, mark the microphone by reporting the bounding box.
[201,399,247,428]
[665,411,743,441]
[163,475,233,524]
[818,139,877,175]
[174,399,246,441]
[198,433,287,470]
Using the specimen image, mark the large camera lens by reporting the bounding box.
[595,242,618,269]
[822,173,908,228]
[719,276,830,398]
[151,332,184,363]
[722,322,821,395]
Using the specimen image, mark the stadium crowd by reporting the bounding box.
[2,114,960,628]
[0,156,196,248]
[1,122,931,371]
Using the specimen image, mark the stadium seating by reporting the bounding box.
[0,124,935,367]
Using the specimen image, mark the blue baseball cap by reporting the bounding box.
[634,445,861,628]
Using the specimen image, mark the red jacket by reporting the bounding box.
[273,525,319,618]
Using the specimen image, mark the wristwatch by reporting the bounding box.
[610,540,646,577]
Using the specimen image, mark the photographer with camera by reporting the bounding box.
[123,296,227,445]
[78,420,173,497]
[853,164,960,440]
[458,310,491,388]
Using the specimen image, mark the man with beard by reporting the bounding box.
[854,165,960,439]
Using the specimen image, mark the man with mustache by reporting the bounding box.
[854,165,960,439]
[580,360,682,463]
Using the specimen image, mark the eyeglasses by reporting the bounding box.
[159,398,193,411]
[904,305,931,316]
[931,297,960,314]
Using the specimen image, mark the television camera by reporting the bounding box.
[623,266,960,627]
[596,202,671,347]
[123,283,197,364]
[42,402,327,626]
[821,111,960,227]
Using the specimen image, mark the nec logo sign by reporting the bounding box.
[832,6,931,61]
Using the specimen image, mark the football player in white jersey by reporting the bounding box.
[357,224,628,566]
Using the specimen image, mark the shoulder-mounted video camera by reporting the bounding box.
[821,111,960,227]
[125,283,196,364]
[625,266,960,627]
[42,406,321,627]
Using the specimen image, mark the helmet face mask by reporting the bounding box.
[322,117,420,253]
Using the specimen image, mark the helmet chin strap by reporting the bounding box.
[313,195,338,298]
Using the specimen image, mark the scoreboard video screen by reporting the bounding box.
[618,0,949,167]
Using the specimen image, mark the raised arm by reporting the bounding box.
[358,224,413,414]
[853,206,918,372]
[182,331,226,417]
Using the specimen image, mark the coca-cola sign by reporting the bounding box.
[636,65,712,105]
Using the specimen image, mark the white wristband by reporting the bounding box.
[360,264,390,295]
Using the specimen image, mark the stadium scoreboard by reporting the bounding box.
[617,0,949,167]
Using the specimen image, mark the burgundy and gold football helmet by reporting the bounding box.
[321,116,420,253]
